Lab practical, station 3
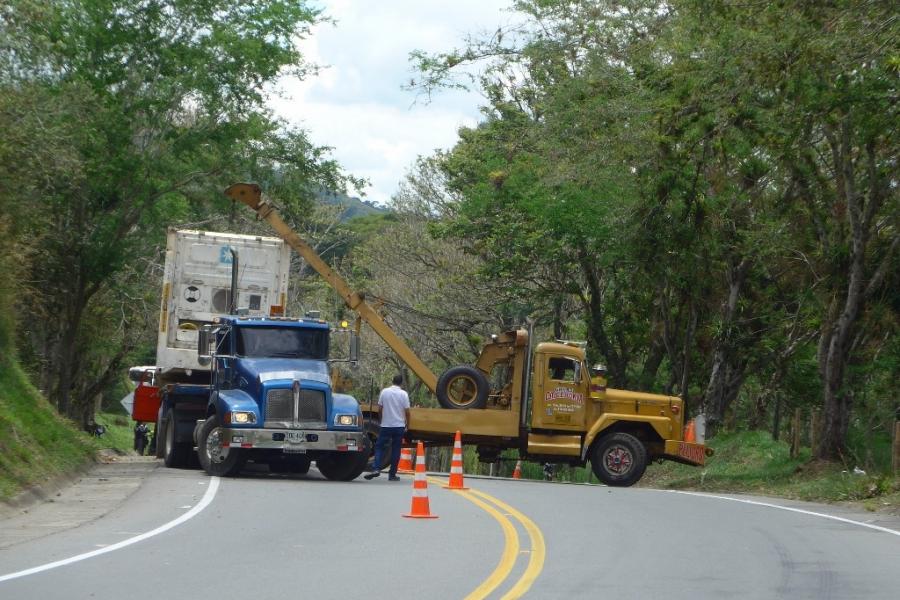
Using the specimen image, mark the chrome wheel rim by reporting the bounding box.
[205,427,230,464]
[604,444,633,475]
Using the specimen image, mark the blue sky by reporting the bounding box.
[268,1,516,205]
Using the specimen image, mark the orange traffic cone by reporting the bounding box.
[684,419,696,443]
[403,441,438,519]
[444,430,468,490]
[512,460,522,479]
[397,446,414,474]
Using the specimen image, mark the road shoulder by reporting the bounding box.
[0,453,159,549]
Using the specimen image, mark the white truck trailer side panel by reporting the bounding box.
[156,228,290,374]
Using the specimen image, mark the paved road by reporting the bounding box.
[1,459,899,599]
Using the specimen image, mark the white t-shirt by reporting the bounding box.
[378,385,410,428]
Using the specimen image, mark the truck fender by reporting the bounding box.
[582,414,672,461]
[214,389,260,420]
[332,392,360,414]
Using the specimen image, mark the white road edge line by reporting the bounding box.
[670,490,900,537]
[0,477,221,583]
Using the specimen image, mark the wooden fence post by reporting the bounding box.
[893,420,899,476]
[809,410,820,453]
[790,408,801,459]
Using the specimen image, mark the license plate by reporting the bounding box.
[677,442,706,465]
[286,431,305,441]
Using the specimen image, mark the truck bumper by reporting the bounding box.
[663,440,714,466]
[218,427,367,453]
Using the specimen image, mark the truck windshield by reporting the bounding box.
[236,327,329,359]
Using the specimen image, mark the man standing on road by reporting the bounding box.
[364,374,410,481]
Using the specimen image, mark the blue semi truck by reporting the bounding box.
[189,315,368,479]
[133,229,368,479]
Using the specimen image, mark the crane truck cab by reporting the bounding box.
[422,330,711,487]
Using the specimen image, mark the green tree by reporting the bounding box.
[1,0,355,424]
[411,0,898,460]
[673,0,899,458]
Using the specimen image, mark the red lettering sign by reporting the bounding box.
[677,442,706,465]
[545,387,584,404]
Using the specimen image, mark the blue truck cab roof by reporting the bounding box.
[216,315,331,330]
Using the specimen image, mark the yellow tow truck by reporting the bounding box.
[226,183,712,486]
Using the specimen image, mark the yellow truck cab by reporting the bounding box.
[393,331,710,487]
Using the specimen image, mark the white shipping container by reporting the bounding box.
[156,228,290,375]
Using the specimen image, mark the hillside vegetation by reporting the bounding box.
[0,357,95,502]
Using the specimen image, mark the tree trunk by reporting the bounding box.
[577,252,626,385]
[638,332,665,390]
[814,122,894,460]
[772,393,782,441]
[702,258,749,429]
[678,300,697,409]
[52,285,88,418]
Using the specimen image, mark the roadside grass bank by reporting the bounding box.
[640,431,900,515]
[92,411,142,455]
[0,359,95,502]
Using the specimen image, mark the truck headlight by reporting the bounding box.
[230,411,257,424]
[334,414,357,426]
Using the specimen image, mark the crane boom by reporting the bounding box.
[224,183,439,393]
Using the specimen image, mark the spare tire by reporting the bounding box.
[436,365,490,409]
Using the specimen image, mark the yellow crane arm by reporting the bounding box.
[224,183,438,394]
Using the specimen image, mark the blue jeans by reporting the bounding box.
[371,426,405,477]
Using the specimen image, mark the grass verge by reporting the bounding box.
[93,411,143,455]
[0,359,96,502]
[640,431,900,514]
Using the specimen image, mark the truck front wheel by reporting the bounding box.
[436,366,490,409]
[197,414,246,477]
[590,432,648,487]
[316,452,368,481]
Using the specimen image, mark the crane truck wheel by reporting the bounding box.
[197,414,247,477]
[436,366,490,409]
[162,408,191,468]
[589,432,648,487]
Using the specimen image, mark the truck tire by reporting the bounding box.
[288,455,312,475]
[197,414,247,477]
[163,408,191,468]
[590,432,648,487]
[155,406,165,459]
[436,365,490,409]
[316,452,368,481]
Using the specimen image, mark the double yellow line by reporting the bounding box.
[428,477,546,599]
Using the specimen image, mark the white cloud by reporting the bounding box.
[268,1,516,206]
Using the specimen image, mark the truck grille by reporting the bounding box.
[266,389,293,421]
[297,389,326,423]
[264,387,326,429]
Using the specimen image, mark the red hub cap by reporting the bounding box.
[604,445,633,474]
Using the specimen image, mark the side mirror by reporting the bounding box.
[197,327,211,366]
[349,331,360,364]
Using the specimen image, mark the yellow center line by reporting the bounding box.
[428,476,547,599]
[426,476,518,599]
[469,489,546,600]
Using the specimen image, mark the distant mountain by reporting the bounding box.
[316,189,389,221]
